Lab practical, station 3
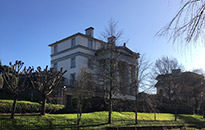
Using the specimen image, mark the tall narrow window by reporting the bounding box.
[54,45,58,54]
[71,57,76,68]
[70,73,76,86]
[66,95,72,106]
[88,40,93,49]
[71,38,76,47]
[88,59,93,69]
[54,62,57,72]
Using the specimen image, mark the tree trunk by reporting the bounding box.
[135,90,138,124]
[174,110,177,121]
[192,105,196,115]
[108,92,112,124]
[10,97,17,119]
[77,111,82,125]
[41,95,47,115]
[135,65,139,124]
[77,97,82,125]
[108,53,113,124]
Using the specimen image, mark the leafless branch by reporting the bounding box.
[158,0,205,44]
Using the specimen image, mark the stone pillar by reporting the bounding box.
[128,64,133,95]
[130,65,136,96]
[125,63,131,95]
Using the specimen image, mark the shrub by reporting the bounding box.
[0,75,3,89]
[59,97,135,113]
[0,99,65,113]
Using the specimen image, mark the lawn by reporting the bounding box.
[0,99,39,105]
[0,112,205,130]
[0,99,64,114]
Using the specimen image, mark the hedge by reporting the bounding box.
[0,75,3,89]
[0,99,65,113]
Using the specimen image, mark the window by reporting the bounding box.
[54,45,58,54]
[64,79,69,86]
[159,89,164,96]
[87,30,91,36]
[100,44,104,48]
[71,57,76,68]
[71,38,76,47]
[66,95,72,106]
[70,73,76,86]
[88,40,93,49]
[54,62,57,72]
[88,59,93,69]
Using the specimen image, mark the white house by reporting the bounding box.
[49,27,106,86]
[49,27,139,105]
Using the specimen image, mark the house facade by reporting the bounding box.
[155,69,205,98]
[155,69,205,114]
[49,27,139,105]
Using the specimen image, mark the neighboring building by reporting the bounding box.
[155,69,205,98]
[49,27,139,105]
[155,69,205,114]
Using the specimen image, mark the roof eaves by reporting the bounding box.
[48,33,80,47]
[48,33,106,47]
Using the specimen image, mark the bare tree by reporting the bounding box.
[30,66,66,115]
[158,0,205,43]
[100,19,140,124]
[153,57,184,121]
[152,56,183,102]
[130,54,153,124]
[93,36,123,124]
[100,20,123,124]
[101,19,124,45]
[75,67,96,125]
[137,55,153,92]
[105,38,120,124]
[0,61,30,119]
[153,56,183,76]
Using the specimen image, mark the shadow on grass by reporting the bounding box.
[111,119,183,124]
[1,114,201,130]
[78,122,108,128]
[0,113,105,129]
[0,115,76,130]
[178,114,205,128]
[79,119,184,129]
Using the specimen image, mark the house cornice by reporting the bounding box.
[51,52,93,64]
[96,46,139,58]
[50,45,95,57]
[48,33,106,47]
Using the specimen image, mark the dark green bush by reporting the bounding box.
[0,100,65,113]
[58,97,135,114]
[0,75,3,89]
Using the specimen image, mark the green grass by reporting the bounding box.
[0,99,65,113]
[0,112,205,130]
[0,99,39,105]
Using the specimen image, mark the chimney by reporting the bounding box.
[123,42,126,47]
[172,69,181,74]
[85,27,94,37]
[107,36,116,45]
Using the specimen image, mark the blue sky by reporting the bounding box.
[1,0,205,71]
